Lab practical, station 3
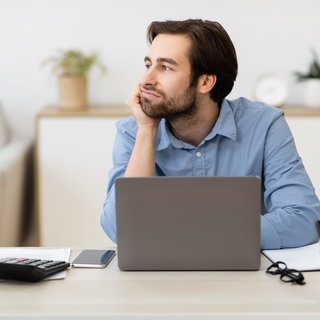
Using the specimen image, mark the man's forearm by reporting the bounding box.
[124,126,158,177]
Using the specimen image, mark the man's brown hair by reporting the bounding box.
[147,19,238,104]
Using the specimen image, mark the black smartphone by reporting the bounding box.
[71,249,116,268]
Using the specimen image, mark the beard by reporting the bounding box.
[140,84,198,121]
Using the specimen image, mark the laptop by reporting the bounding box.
[115,176,261,271]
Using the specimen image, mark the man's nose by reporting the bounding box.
[141,67,158,86]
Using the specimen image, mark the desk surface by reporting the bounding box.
[1,249,320,320]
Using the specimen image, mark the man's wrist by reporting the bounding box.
[136,125,159,138]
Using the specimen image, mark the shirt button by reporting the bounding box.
[196,152,202,158]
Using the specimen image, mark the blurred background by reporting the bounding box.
[1,0,319,138]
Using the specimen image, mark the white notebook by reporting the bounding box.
[263,241,320,271]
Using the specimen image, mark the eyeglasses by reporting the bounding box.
[266,261,306,285]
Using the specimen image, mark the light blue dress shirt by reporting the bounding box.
[101,97,320,249]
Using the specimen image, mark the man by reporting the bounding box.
[101,19,320,250]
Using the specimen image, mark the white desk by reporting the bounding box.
[1,250,320,319]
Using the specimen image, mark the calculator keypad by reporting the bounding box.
[0,257,70,282]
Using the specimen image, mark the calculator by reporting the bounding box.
[0,257,70,282]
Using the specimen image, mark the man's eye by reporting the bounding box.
[145,63,151,69]
[162,65,171,71]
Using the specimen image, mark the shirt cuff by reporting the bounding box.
[261,215,281,250]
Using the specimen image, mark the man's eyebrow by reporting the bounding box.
[144,56,178,66]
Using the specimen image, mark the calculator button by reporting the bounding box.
[35,260,52,266]
[38,261,62,268]
[15,258,29,263]
[21,259,40,265]
[31,260,46,266]
[3,258,19,263]
[28,260,44,266]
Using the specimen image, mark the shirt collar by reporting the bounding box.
[156,99,237,151]
[208,99,237,141]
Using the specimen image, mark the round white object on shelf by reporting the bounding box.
[253,74,288,107]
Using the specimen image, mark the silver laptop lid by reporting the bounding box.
[116,176,261,271]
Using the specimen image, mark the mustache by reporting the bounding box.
[141,85,164,96]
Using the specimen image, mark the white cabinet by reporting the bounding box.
[35,106,129,247]
[286,114,320,198]
[35,106,320,247]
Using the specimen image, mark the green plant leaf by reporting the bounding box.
[294,48,320,81]
[42,49,106,76]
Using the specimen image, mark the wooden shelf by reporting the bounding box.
[37,104,130,118]
[283,105,320,117]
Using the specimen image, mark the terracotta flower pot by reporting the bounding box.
[58,76,88,110]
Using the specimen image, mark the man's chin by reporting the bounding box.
[141,103,164,119]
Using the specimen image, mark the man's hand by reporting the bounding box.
[125,84,160,129]
[124,84,160,177]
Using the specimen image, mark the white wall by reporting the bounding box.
[1,0,319,139]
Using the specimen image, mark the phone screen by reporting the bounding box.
[71,249,116,268]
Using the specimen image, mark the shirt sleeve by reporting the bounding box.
[100,119,135,243]
[260,114,320,249]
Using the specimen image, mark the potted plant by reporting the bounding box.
[294,49,320,108]
[43,49,106,110]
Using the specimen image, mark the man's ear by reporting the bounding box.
[198,74,217,94]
